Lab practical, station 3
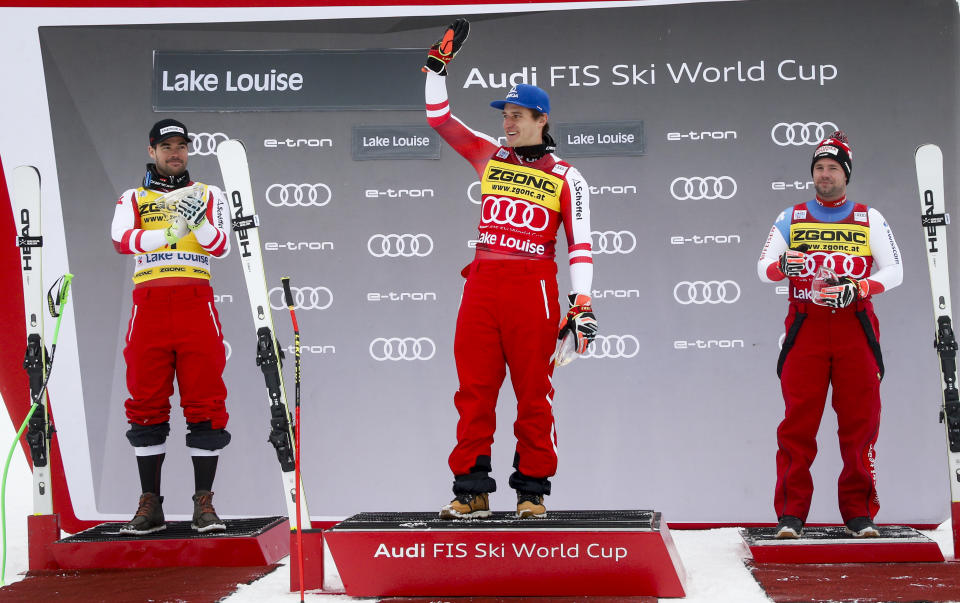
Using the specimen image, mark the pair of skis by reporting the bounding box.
[216,140,311,531]
[4,166,74,584]
[916,144,959,558]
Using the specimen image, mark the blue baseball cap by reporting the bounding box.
[490,84,550,115]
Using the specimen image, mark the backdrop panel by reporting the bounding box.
[34,0,959,524]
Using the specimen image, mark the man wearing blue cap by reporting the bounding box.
[424,19,597,519]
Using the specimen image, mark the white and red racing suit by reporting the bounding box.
[758,197,902,522]
[426,71,593,495]
[111,175,231,447]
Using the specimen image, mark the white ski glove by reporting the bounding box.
[178,186,208,230]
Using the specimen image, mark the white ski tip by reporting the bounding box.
[916,143,943,161]
[216,138,245,156]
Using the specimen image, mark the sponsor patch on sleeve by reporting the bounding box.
[854,211,867,222]
[552,163,569,175]
[793,210,807,220]
[496,148,510,159]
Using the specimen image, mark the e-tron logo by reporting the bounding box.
[268,286,333,310]
[673,280,741,304]
[265,183,332,207]
[481,196,550,231]
[189,132,229,156]
[367,234,434,258]
[801,252,868,278]
[581,335,640,359]
[369,337,436,361]
[670,176,737,200]
[591,230,637,254]
[770,122,838,146]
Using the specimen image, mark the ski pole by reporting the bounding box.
[1,273,73,585]
[281,277,305,602]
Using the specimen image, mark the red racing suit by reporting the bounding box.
[111,174,231,448]
[426,71,593,495]
[758,197,902,521]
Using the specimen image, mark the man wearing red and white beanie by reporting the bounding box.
[757,131,903,539]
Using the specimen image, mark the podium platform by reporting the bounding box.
[323,510,686,598]
[48,516,289,569]
[741,525,944,563]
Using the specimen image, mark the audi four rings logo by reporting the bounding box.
[801,252,868,278]
[369,337,436,361]
[582,335,640,359]
[481,196,550,231]
[265,183,332,207]
[268,286,333,310]
[367,234,434,257]
[770,122,839,146]
[670,177,737,200]
[673,280,741,304]
[592,230,637,254]
[468,181,482,205]
[189,132,229,156]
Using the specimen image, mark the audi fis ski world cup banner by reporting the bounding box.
[26,0,960,525]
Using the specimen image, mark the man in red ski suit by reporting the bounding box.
[757,131,903,538]
[111,119,231,535]
[423,20,596,519]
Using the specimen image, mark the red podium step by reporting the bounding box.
[49,516,289,569]
[741,525,944,563]
[324,510,686,598]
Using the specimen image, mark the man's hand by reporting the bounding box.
[819,276,862,308]
[558,293,597,354]
[778,248,807,277]
[164,215,188,245]
[423,18,470,75]
[178,186,208,230]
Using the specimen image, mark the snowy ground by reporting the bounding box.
[0,412,954,602]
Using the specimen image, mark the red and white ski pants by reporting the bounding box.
[775,300,882,522]
[448,260,561,491]
[123,284,229,430]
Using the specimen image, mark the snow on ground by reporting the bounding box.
[0,409,955,601]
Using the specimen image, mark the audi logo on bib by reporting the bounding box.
[770,122,838,146]
[582,335,640,359]
[801,252,868,278]
[189,132,229,156]
[591,230,637,254]
[367,234,434,258]
[481,196,550,231]
[670,176,737,200]
[673,280,741,304]
[265,183,332,207]
[268,286,333,310]
[369,337,436,361]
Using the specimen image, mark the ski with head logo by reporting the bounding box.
[916,143,959,557]
[9,165,54,515]
[215,139,311,528]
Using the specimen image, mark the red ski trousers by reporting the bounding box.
[123,284,229,430]
[775,300,882,522]
[448,260,561,483]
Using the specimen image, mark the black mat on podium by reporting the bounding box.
[330,510,659,531]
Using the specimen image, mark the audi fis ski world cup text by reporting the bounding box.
[374,541,628,562]
[461,59,838,89]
